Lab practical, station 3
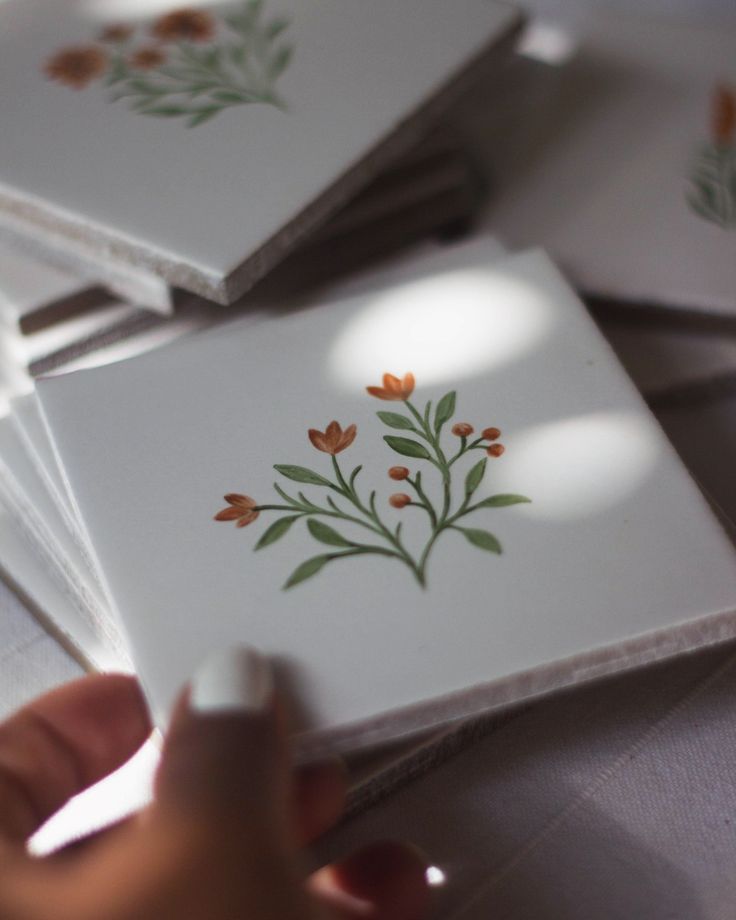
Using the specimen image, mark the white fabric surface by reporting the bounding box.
[318,640,736,919]
[0,575,82,720]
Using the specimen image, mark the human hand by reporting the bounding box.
[0,647,431,919]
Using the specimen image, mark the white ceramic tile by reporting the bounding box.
[477,13,736,314]
[10,393,84,539]
[0,243,90,332]
[0,216,173,313]
[5,301,142,369]
[0,418,120,652]
[0,503,119,671]
[0,0,520,302]
[36,239,736,755]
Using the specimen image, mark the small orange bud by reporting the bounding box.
[452,422,474,437]
[482,427,501,441]
[389,493,411,508]
[389,466,410,480]
[487,443,505,458]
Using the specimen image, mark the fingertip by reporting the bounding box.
[316,841,433,920]
[294,757,348,845]
[155,647,289,830]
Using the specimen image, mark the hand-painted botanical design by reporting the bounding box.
[214,373,531,590]
[687,85,736,228]
[43,1,293,128]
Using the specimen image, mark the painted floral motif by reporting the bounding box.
[366,372,416,402]
[151,8,216,43]
[688,84,736,228]
[215,374,531,590]
[44,46,108,89]
[308,421,357,455]
[99,24,135,44]
[214,493,260,527]
[43,0,293,128]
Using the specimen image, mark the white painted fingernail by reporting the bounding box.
[190,645,273,714]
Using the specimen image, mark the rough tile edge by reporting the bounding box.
[220,17,523,303]
[0,560,96,674]
[0,214,174,312]
[0,12,523,305]
[294,603,736,761]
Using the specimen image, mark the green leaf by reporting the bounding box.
[211,90,246,104]
[265,17,289,40]
[267,44,292,79]
[383,436,431,460]
[376,411,415,431]
[465,458,487,497]
[127,78,165,93]
[105,59,128,86]
[140,105,188,117]
[255,516,299,549]
[228,45,246,66]
[187,107,219,128]
[349,465,362,490]
[434,391,456,431]
[307,519,353,547]
[274,465,333,487]
[475,494,531,508]
[458,528,502,553]
[284,554,330,589]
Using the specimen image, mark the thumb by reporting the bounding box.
[155,645,292,852]
[148,647,316,920]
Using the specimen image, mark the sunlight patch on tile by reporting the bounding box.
[491,411,661,520]
[77,0,221,22]
[328,267,554,392]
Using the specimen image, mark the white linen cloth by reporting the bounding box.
[318,639,736,919]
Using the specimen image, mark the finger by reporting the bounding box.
[148,646,314,918]
[50,757,347,865]
[0,673,150,843]
[293,758,347,845]
[311,841,432,920]
[154,646,289,839]
[46,815,138,862]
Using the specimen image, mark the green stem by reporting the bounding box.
[323,545,424,585]
[448,437,486,468]
[404,398,461,583]
[330,456,423,583]
[407,473,437,527]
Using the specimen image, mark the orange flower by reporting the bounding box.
[389,466,410,480]
[452,422,474,437]
[99,24,134,43]
[482,427,501,441]
[366,372,415,401]
[713,84,736,146]
[214,493,259,527]
[389,493,411,508]
[308,421,357,455]
[44,46,108,89]
[152,8,215,42]
[130,46,166,69]
[487,444,505,458]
